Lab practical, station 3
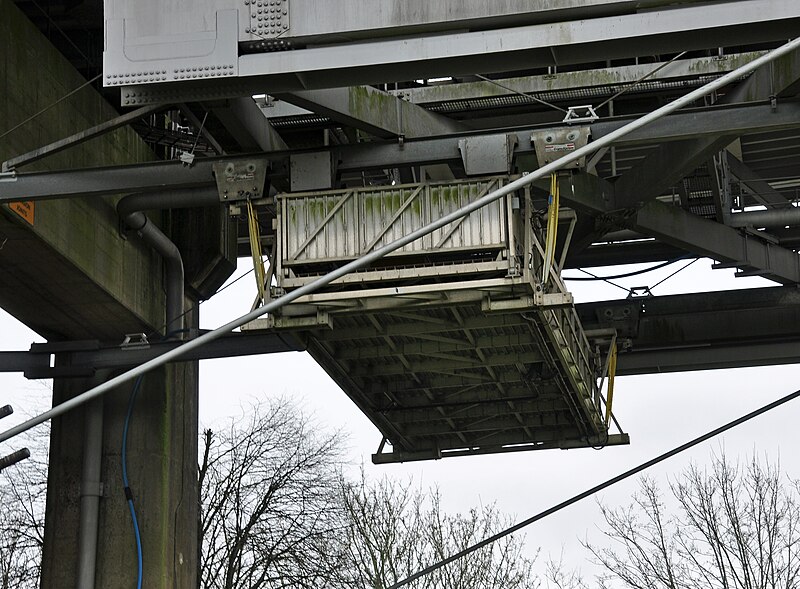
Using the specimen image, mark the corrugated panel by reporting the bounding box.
[280,177,509,266]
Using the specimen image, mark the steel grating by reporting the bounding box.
[311,298,626,463]
[244,176,627,462]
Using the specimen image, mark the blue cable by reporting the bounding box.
[122,375,144,589]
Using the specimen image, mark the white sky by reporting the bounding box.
[2,258,799,582]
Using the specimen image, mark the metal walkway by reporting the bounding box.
[245,176,626,462]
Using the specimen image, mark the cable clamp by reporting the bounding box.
[562,105,599,124]
[120,333,150,350]
[81,480,104,498]
[627,286,653,299]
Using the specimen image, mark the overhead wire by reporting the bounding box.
[650,257,700,291]
[596,51,689,110]
[387,386,800,589]
[0,73,103,141]
[565,256,699,296]
[574,268,630,294]
[475,74,568,113]
[563,256,689,281]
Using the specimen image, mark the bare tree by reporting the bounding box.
[197,398,346,589]
[334,474,540,589]
[585,452,800,589]
[544,553,590,589]
[0,422,47,589]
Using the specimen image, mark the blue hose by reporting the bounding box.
[122,375,144,589]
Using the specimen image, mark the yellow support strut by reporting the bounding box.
[604,343,618,428]
[246,199,267,305]
[542,173,560,284]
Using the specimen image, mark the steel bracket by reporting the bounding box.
[530,126,591,169]
[563,105,599,124]
[213,159,270,202]
[458,133,518,176]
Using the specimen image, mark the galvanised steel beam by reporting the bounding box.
[613,135,735,207]
[334,332,539,360]
[724,46,800,103]
[116,0,800,106]
[588,102,800,146]
[389,52,767,105]
[8,285,800,379]
[616,341,800,374]
[725,151,792,208]
[630,201,800,284]
[0,331,304,378]
[212,98,289,151]
[273,0,649,42]
[1,105,163,172]
[578,286,800,374]
[3,101,800,202]
[371,433,630,463]
[614,46,800,207]
[557,173,800,283]
[276,87,466,139]
[347,351,543,378]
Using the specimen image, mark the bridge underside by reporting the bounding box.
[307,298,628,463]
[249,274,628,463]
[4,0,800,463]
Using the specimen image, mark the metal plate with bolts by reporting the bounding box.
[213,159,269,202]
[530,126,591,168]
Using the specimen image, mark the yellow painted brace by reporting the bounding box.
[542,173,560,283]
[604,343,618,427]
[246,199,267,305]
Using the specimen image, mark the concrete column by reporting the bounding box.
[0,3,205,587]
[41,310,199,589]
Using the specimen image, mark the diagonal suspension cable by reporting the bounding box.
[650,257,700,291]
[0,74,103,141]
[1,35,799,446]
[475,74,568,113]
[387,386,800,588]
[597,51,689,110]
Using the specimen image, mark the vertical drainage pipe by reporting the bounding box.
[116,188,220,336]
[76,397,104,589]
[75,187,218,587]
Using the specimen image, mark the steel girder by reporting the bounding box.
[578,286,800,375]
[4,101,800,202]
[210,98,289,152]
[112,1,800,105]
[4,286,800,379]
[387,52,767,105]
[275,87,466,139]
[613,47,800,207]
[558,174,800,284]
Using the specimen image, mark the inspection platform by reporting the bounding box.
[244,175,627,462]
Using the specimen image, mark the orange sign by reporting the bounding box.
[8,201,34,225]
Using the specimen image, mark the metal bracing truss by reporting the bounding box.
[5,0,800,465]
[301,299,626,464]
[235,176,624,462]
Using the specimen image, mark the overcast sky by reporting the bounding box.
[2,258,799,583]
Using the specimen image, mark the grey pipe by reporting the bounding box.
[117,188,219,335]
[76,397,103,589]
[728,207,800,229]
[4,35,800,445]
